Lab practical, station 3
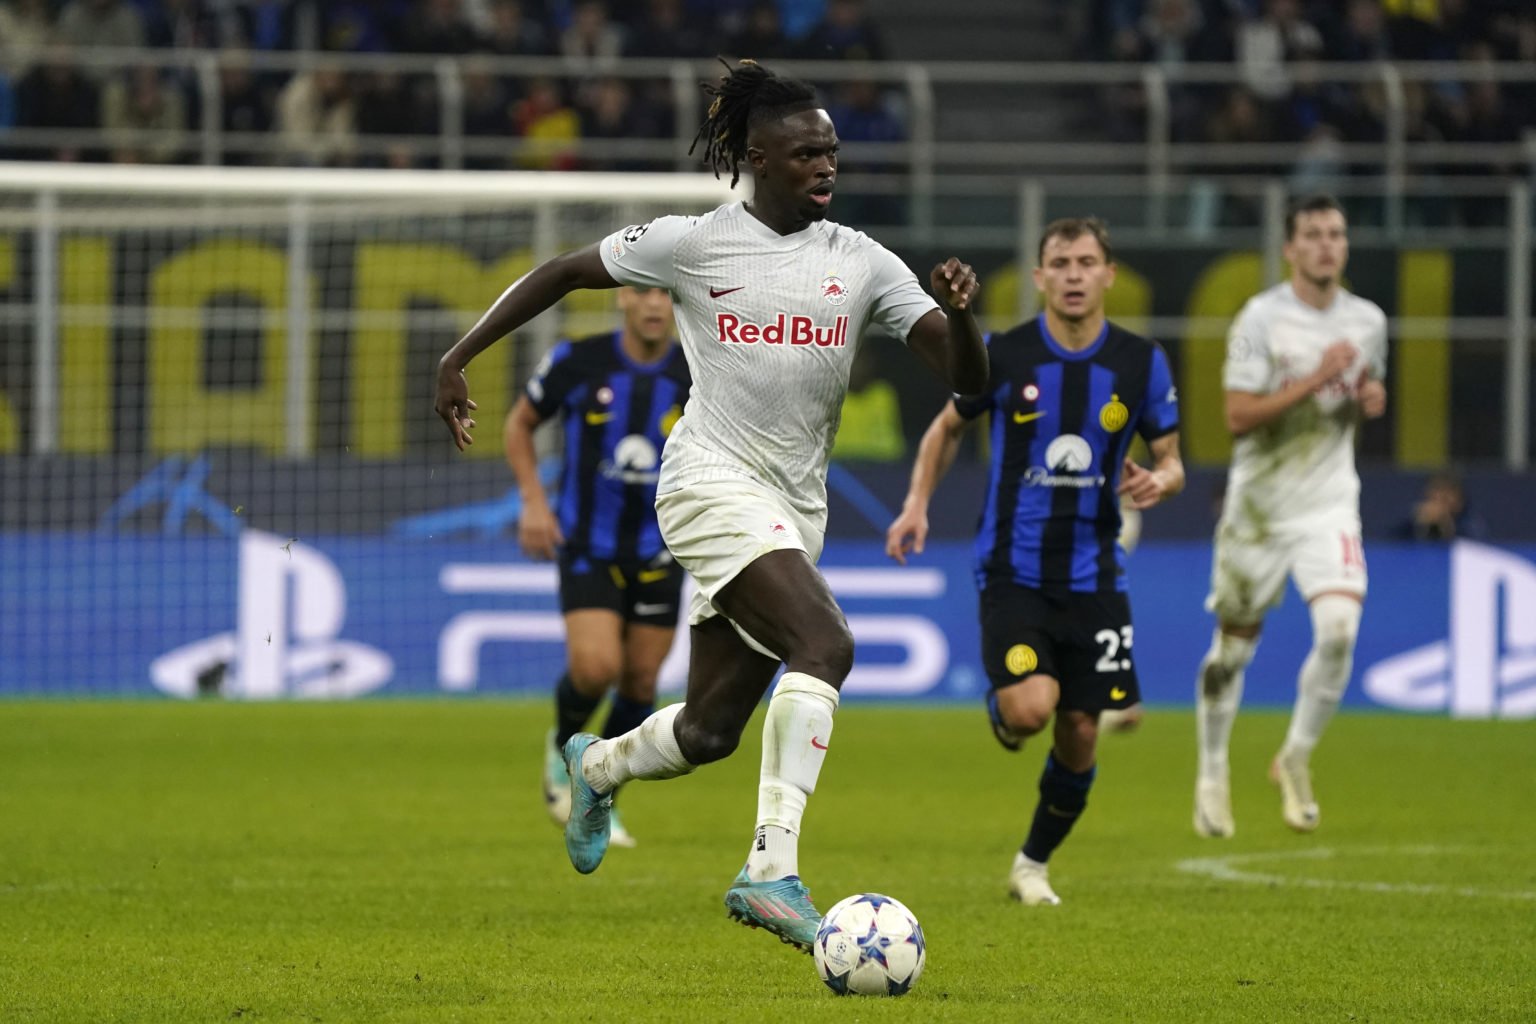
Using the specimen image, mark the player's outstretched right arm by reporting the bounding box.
[886,402,968,565]
[435,245,618,451]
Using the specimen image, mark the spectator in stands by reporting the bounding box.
[101,64,188,164]
[1113,0,1230,140]
[723,1,793,61]
[218,50,275,165]
[403,0,481,53]
[320,0,410,52]
[776,0,827,41]
[1125,0,1209,66]
[143,0,220,49]
[228,0,309,52]
[483,0,553,55]
[623,0,710,57]
[1289,122,1348,196]
[275,64,356,167]
[1327,0,1392,61]
[462,57,515,169]
[577,76,666,170]
[1385,0,1473,61]
[1236,0,1324,101]
[1439,45,1521,225]
[1396,472,1485,542]
[824,78,905,226]
[512,75,579,170]
[797,0,886,60]
[1,0,56,84]
[13,51,100,161]
[355,69,438,168]
[561,1,623,61]
[56,0,146,83]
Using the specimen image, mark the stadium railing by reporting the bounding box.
[5,49,1536,230]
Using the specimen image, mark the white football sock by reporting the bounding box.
[1282,595,1361,758]
[1196,629,1257,782]
[745,672,839,882]
[582,701,693,793]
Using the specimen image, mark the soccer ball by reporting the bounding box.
[812,893,925,997]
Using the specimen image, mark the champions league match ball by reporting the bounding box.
[812,893,926,997]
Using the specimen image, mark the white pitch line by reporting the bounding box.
[1175,845,1536,902]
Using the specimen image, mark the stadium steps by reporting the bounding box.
[880,0,1109,166]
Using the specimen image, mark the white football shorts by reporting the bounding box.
[654,477,827,659]
[1205,510,1368,625]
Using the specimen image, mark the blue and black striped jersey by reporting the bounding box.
[526,331,691,561]
[954,315,1179,593]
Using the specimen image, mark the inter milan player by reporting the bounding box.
[434,59,987,951]
[1193,195,1387,838]
[505,284,690,849]
[886,217,1183,906]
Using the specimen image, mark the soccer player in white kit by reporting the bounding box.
[433,60,988,952]
[1194,195,1388,838]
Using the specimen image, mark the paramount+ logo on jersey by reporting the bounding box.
[716,312,850,348]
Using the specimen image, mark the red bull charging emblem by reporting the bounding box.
[821,275,849,306]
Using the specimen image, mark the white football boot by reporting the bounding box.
[1008,853,1062,906]
[542,729,572,826]
[1271,748,1320,832]
[1193,775,1235,838]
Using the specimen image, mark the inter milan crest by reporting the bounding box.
[1005,644,1039,676]
[1099,394,1129,432]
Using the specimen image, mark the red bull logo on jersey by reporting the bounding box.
[716,313,850,348]
[821,275,850,305]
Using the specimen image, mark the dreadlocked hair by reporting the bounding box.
[689,59,818,187]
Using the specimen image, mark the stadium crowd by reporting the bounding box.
[1083,0,1536,215]
[0,0,893,167]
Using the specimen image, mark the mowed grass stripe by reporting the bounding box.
[1,701,1532,1023]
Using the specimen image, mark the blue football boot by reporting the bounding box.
[723,864,822,953]
[561,733,612,874]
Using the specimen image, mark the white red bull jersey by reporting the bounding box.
[1221,282,1388,532]
[599,202,939,514]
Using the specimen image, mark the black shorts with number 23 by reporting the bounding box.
[979,580,1140,713]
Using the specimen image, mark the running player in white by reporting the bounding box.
[433,60,987,952]
[1194,195,1388,837]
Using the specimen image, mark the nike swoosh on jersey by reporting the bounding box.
[810,736,829,750]
[709,286,745,298]
[1013,410,1046,424]
[584,411,612,425]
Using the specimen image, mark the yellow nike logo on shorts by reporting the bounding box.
[637,568,669,583]
[1110,687,1127,700]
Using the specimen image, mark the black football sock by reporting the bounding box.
[1021,751,1096,864]
[601,693,656,741]
[554,674,602,748]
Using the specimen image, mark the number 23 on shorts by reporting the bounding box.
[1095,625,1133,673]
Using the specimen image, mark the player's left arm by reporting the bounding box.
[1118,432,1184,510]
[1356,311,1389,419]
[907,259,988,395]
[1119,341,1184,509]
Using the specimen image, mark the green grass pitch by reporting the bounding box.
[2,701,1533,1022]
